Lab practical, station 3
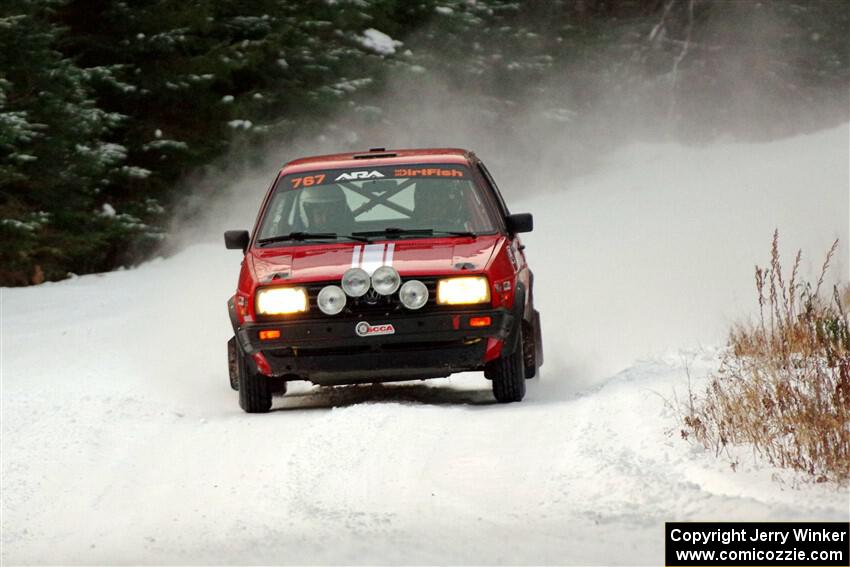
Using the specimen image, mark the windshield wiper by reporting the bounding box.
[351,227,477,239]
[257,232,370,245]
[351,227,430,238]
[338,234,371,242]
[257,232,337,245]
[432,229,477,238]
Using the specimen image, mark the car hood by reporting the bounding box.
[250,234,503,284]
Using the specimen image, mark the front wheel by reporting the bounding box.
[236,342,272,413]
[485,327,526,403]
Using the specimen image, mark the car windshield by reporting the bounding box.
[256,164,499,243]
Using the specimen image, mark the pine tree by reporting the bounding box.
[0,1,125,284]
[1,0,846,285]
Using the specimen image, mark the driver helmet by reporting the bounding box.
[301,186,350,230]
[414,180,465,226]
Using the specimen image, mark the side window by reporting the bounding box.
[258,195,293,239]
[476,161,510,219]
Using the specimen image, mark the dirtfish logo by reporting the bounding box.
[335,171,385,181]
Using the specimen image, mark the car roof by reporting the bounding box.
[280,147,475,175]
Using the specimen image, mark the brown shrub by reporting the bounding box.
[682,231,849,484]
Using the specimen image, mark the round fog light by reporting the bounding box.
[317,285,346,315]
[399,280,428,310]
[371,266,401,296]
[341,267,370,297]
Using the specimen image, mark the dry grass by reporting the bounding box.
[682,231,849,484]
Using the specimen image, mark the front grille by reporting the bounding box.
[303,277,478,318]
[254,277,485,322]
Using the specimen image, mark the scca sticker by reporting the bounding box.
[335,170,385,181]
[355,321,395,337]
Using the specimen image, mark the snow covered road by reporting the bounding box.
[2,126,848,564]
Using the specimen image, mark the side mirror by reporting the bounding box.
[224,230,250,252]
[505,213,533,234]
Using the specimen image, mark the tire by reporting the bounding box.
[486,326,526,403]
[237,343,272,413]
[522,321,536,379]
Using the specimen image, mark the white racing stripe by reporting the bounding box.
[383,243,394,267]
[350,245,362,269]
[350,243,395,275]
[360,244,386,275]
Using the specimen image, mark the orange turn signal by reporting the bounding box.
[469,316,492,328]
[259,329,281,340]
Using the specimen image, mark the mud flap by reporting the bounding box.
[227,296,239,334]
[533,309,543,368]
[227,337,239,391]
[524,309,543,378]
[502,283,526,358]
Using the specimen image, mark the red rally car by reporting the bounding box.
[225,147,543,412]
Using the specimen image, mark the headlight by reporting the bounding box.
[341,267,370,297]
[399,280,428,310]
[317,285,346,315]
[437,276,490,305]
[255,287,308,315]
[371,266,401,296]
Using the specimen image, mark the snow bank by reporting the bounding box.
[521,123,849,381]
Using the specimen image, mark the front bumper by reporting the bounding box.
[236,308,513,385]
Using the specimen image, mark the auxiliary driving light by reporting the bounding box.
[255,287,308,315]
[341,267,370,297]
[399,280,428,310]
[317,285,346,315]
[371,266,401,296]
[436,276,490,305]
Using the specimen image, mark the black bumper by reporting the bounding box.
[236,309,513,385]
